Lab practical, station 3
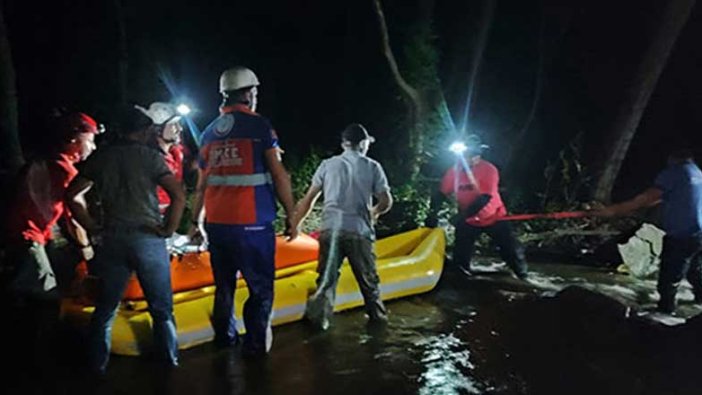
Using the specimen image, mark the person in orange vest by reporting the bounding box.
[189,66,296,356]
[426,134,528,279]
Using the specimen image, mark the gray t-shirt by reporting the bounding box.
[80,141,171,229]
[311,149,390,237]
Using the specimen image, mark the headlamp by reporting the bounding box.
[449,141,468,155]
[176,104,192,116]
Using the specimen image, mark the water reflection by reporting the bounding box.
[416,333,483,395]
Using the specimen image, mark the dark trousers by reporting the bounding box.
[305,230,386,328]
[454,220,528,278]
[657,235,702,312]
[206,224,275,353]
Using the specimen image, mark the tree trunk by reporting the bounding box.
[593,0,696,202]
[0,4,23,176]
[372,0,424,126]
[460,0,496,133]
[372,0,425,176]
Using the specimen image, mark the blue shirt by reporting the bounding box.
[311,149,390,238]
[654,160,702,237]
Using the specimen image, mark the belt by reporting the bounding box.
[207,173,272,187]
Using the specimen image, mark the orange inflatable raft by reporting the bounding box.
[76,233,320,300]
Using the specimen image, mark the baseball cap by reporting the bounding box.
[341,123,375,144]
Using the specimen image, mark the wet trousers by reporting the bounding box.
[8,241,58,299]
[657,234,702,312]
[305,230,386,329]
[89,230,177,373]
[454,220,528,278]
[206,224,275,354]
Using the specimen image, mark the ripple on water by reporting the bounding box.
[415,333,484,395]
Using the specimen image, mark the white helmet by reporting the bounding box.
[219,67,260,93]
[134,102,181,125]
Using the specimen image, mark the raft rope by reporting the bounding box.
[499,211,588,221]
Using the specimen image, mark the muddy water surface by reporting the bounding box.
[5,261,702,395]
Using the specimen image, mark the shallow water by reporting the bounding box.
[5,260,702,395]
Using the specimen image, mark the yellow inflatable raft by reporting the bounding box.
[60,227,445,356]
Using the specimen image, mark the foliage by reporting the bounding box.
[539,133,590,210]
[376,181,431,238]
[403,23,440,97]
[506,134,642,264]
[273,149,324,235]
[368,16,462,239]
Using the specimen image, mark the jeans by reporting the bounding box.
[89,230,177,372]
[657,234,702,312]
[206,224,275,354]
[305,229,387,329]
[454,220,528,278]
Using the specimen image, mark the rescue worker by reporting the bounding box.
[595,148,702,314]
[135,102,185,213]
[292,123,393,330]
[189,66,296,355]
[425,134,528,279]
[3,111,99,368]
[6,111,99,298]
[66,106,185,373]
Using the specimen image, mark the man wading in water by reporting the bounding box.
[292,123,393,330]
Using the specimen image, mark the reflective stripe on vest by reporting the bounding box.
[207,173,273,187]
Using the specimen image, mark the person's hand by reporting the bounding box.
[80,245,95,261]
[370,208,381,225]
[187,222,206,245]
[284,217,299,242]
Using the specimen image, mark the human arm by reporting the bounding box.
[65,175,100,234]
[370,162,393,223]
[454,162,496,220]
[292,185,322,230]
[62,209,95,260]
[265,148,297,240]
[593,187,662,217]
[371,190,393,223]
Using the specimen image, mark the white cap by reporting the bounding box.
[219,67,260,93]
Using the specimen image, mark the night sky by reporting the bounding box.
[4,0,701,201]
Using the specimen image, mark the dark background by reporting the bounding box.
[3,0,701,202]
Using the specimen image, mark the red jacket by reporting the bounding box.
[157,144,184,212]
[440,159,507,227]
[9,154,79,245]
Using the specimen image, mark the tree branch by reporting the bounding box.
[593,0,696,202]
[372,0,423,118]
